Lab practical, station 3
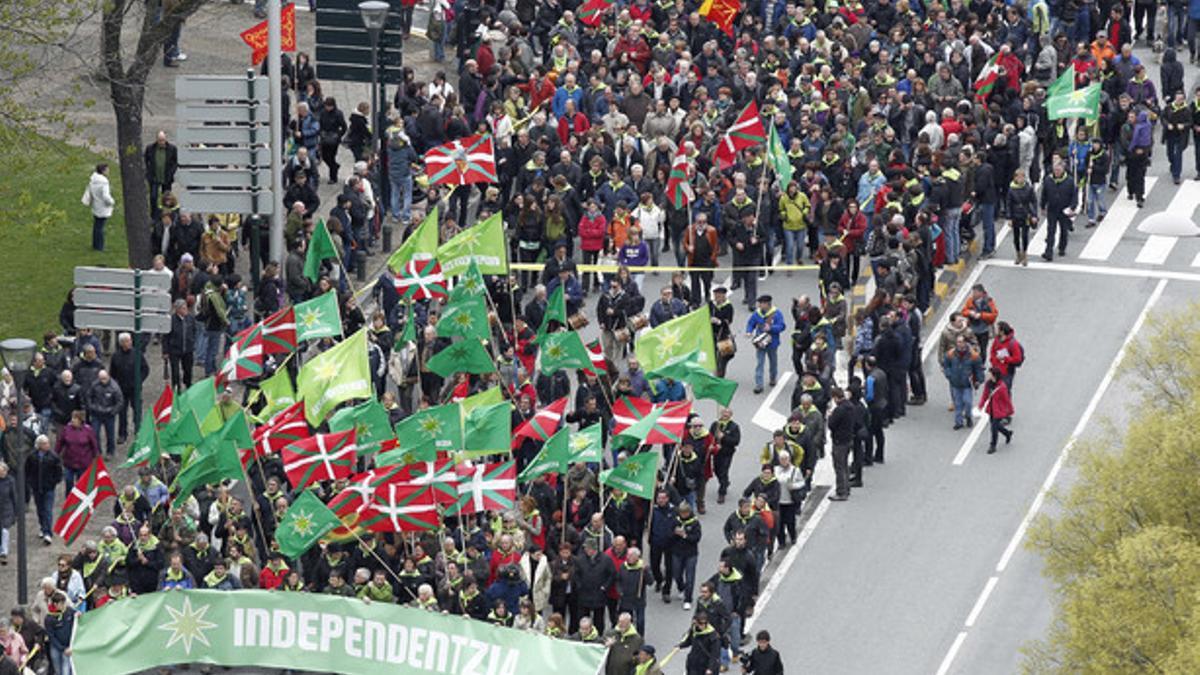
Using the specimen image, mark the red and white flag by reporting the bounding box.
[712,101,767,170]
[152,386,173,430]
[449,461,517,515]
[247,401,310,466]
[424,134,498,186]
[513,396,568,445]
[54,457,117,545]
[281,429,357,489]
[362,483,440,533]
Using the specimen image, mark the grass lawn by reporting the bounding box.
[0,135,129,341]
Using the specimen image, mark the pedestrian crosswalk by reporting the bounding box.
[1027,179,1200,269]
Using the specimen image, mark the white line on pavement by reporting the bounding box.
[1193,250,1200,267]
[1080,177,1158,260]
[980,258,1200,283]
[1135,235,1178,265]
[951,420,987,466]
[750,371,793,432]
[743,492,834,635]
[935,278,1167,675]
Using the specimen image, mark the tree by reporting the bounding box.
[0,0,89,139]
[1024,306,1200,673]
[101,0,209,267]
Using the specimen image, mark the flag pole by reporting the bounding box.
[559,478,570,548]
[345,526,408,589]
[236,454,272,560]
[753,125,774,277]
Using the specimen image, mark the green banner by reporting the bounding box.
[72,590,606,675]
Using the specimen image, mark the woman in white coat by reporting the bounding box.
[83,163,116,251]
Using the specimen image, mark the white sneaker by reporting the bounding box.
[175,52,188,61]
[683,602,692,611]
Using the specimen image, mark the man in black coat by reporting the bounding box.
[1039,161,1077,261]
[679,612,722,675]
[23,352,56,422]
[109,333,149,443]
[573,539,615,632]
[872,316,908,420]
[165,300,197,390]
[826,387,856,501]
[742,630,785,674]
[143,131,178,218]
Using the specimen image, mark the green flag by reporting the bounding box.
[386,403,463,461]
[463,402,512,457]
[647,350,738,406]
[304,219,339,282]
[462,386,505,414]
[569,423,604,464]
[123,415,161,468]
[387,207,439,272]
[398,302,416,347]
[159,410,203,457]
[767,122,794,187]
[437,212,508,277]
[518,426,572,482]
[612,406,667,450]
[297,328,373,425]
[539,330,592,374]
[634,305,718,372]
[294,291,343,341]
[328,398,395,456]
[255,363,296,420]
[172,411,252,506]
[171,378,216,430]
[437,293,491,342]
[1047,82,1101,120]
[536,284,568,342]
[275,490,342,557]
[599,451,661,499]
[427,339,495,378]
[449,259,488,303]
[1047,67,1074,98]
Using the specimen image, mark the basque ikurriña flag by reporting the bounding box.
[54,457,118,545]
[424,134,497,186]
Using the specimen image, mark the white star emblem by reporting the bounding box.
[655,328,683,358]
[313,360,339,382]
[298,306,324,329]
[571,435,592,452]
[157,597,218,655]
[419,416,444,438]
[287,509,316,537]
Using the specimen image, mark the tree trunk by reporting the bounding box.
[112,82,153,268]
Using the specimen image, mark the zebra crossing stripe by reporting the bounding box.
[1080,177,1159,261]
[1133,181,1200,264]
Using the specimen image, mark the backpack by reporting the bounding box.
[1012,340,1025,368]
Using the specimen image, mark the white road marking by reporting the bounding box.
[750,371,793,432]
[743,490,834,635]
[1135,235,1178,265]
[936,278,1167,675]
[989,258,1200,283]
[1193,250,1200,267]
[1030,216,1049,254]
[1080,177,1158,260]
[951,420,987,466]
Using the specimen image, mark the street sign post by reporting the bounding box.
[74,268,174,426]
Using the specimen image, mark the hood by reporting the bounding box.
[1163,49,1177,64]
[1136,111,1149,124]
[90,172,109,185]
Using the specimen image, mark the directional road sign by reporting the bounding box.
[74,267,172,292]
[178,189,275,215]
[74,310,172,334]
[73,288,172,313]
[175,75,270,102]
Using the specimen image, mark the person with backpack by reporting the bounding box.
[989,322,1025,393]
[979,367,1015,455]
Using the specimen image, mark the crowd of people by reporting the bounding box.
[15,0,1192,672]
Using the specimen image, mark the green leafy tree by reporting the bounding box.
[1025,307,1200,673]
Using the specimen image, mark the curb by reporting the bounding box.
[849,238,981,321]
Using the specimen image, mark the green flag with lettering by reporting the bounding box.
[1047,82,1101,120]
[437,212,508,276]
[275,490,342,557]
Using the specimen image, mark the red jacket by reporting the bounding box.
[980,380,1014,419]
[557,112,591,145]
[489,548,522,585]
[579,213,608,252]
[989,334,1024,376]
[55,422,99,471]
[604,547,628,599]
[837,210,868,250]
[259,564,290,590]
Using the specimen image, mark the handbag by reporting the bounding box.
[752,331,771,350]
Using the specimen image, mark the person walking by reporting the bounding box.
[979,367,1015,454]
[165,299,196,390]
[25,435,62,545]
[109,333,148,444]
[1038,161,1077,261]
[143,131,178,218]
[989,321,1026,392]
[942,336,984,430]
[0,462,18,564]
[82,163,116,251]
[1007,168,1037,266]
[959,284,999,355]
[746,296,785,394]
[671,501,702,610]
[55,410,98,489]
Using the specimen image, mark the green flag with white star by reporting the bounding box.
[518,426,572,482]
[297,328,372,425]
[463,402,512,457]
[437,211,508,277]
[426,339,495,378]
[1047,82,1101,120]
[252,363,296,421]
[387,206,440,272]
[599,451,661,499]
[538,330,592,374]
[328,398,395,456]
[569,423,604,464]
[634,305,717,373]
[382,403,463,463]
[275,489,342,557]
[293,291,343,341]
[767,122,794,188]
[449,259,488,303]
[436,293,490,342]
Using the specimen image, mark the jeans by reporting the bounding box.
[389,174,413,222]
[674,552,698,602]
[942,207,962,264]
[1168,4,1189,47]
[782,228,804,265]
[194,329,208,372]
[92,216,107,251]
[431,26,447,61]
[977,202,996,254]
[754,346,778,388]
[645,238,661,267]
[94,412,117,456]
[1071,5,1091,43]
[736,269,757,307]
[34,489,55,537]
[203,329,222,375]
[1109,146,1124,185]
[1168,137,1185,180]
[671,228,686,267]
[0,527,8,556]
[951,386,974,427]
[1087,184,1108,222]
[51,647,73,675]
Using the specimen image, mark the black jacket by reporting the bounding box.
[165,313,197,356]
[743,645,785,674]
[1039,172,1077,212]
[25,449,63,496]
[143,142,179,186]
[24,367,56,410]
[974,160,998,204]
[572,551,615,609]
[50,380,82,425]
[109,345,149,395]
[827,399,857,445]
[681,624,722,675]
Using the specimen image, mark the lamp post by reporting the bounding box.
[358,0,394,251]
[0,337,38,605]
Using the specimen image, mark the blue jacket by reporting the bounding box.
[650,378,686,403]
[1191,0,1200,20]
[746,307,786,350]
[596,181,638,220]
[649,503,679,546]
[297,113,320,154]
[44,610,74,650]
[941,347,984,389]
[552,85,586,119]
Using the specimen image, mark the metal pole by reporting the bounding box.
[13,383,28,605]
[133,271,143,429]
[377,38,393,251]
[268,0,285,266]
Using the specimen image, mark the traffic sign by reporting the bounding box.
[178,146,272,166]
[74,267,172,292]
[75,310,172,334]
[73,288,172,313]
[177,125,266,146]
[178,188,275,215]
[175,75,270,102]
[316,63,407,85]
[315,45,403,67]
[177,168,273,189]
[314,27,404,50]
[315,8,405,30]
[176,102,271,123]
